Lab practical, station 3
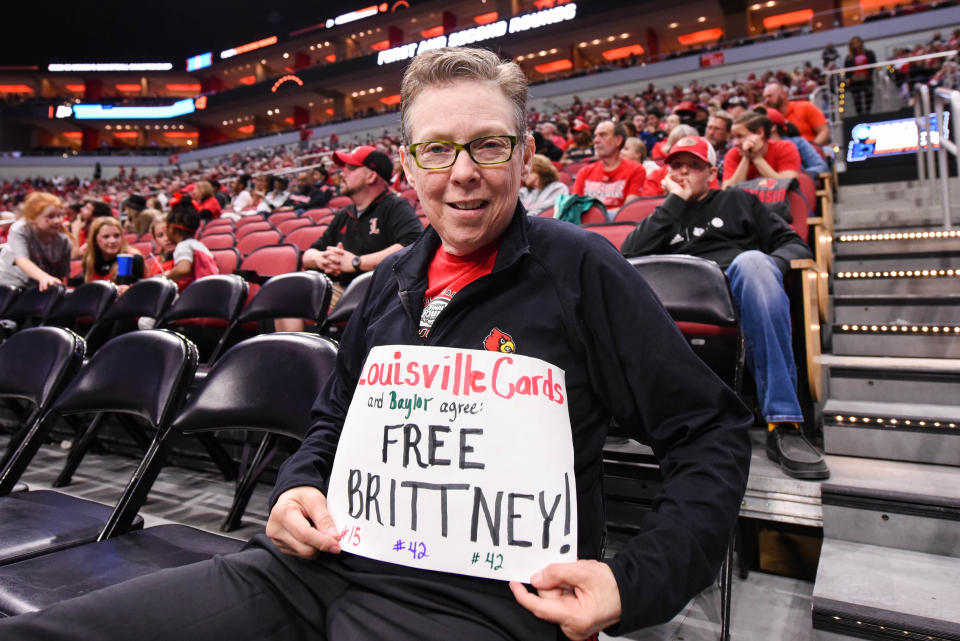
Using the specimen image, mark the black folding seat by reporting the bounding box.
[43,280,118,341]
[0,332,338,615]
[0,285,20,318]
[0,330,196,572]
[156,273,248,365]
[90,277,178,351]
[1,284,65,335]
[321,271,374,338]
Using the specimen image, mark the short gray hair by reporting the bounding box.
[400,47,528,144]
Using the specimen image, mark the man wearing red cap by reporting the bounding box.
[622,136,829,481]
[571,120,646,214]
[302,146,422,306]
[762,81,831,147]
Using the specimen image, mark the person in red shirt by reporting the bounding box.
[721,113,801,189]
[572,120,646,213]
[762,81,830,146]
[641,125,718,197]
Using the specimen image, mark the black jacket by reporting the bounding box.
[274,206,752,633]
[621,189,812,273]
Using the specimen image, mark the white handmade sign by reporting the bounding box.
[326,344,577,582]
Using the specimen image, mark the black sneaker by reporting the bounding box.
[766,423,830,480]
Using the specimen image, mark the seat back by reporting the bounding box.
[325,271,374,327]
[239,271,333,326]
[235,220,274,239]
[237,229,282,257]
[268,211,298,226]
[583,222,639,251]
[0,285,21,317]
[100,277,178,323]
[3,284,65,326]
[50,329,199,537]
[615,197,664,222]
[303,208,334,224]
[44,281,118,331]
[628,255,742,392]
[328,196,353,209]
[238,244,301,285]
[199,233,236,250]
[0,327,85,411]
[159,274,248,325]
[787,190,809,243]
[580,205,607,225]
[284,225,327,252]
[200,220,234,238]
[234,213,266,228]
[130,241,154,256]
[210,248,241,275]
[171,333,338,441]
[277,218,311,236]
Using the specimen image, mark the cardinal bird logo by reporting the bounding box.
[483,328,515,353]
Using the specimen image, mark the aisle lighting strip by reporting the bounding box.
[838,230,960,242]
[838,324,960,334]
[835,269,958,279]
[377,3,577,65]
[833,415,957,429]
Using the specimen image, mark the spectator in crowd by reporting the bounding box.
[761,81,831,146]
[622,135,829,481]
[82,216,144,291]
[162,200,219,290]
[721,95,750,120]
[632,112,647,135]
[639,109,665,152]
[301,146,422,307]
[520,153,569,216]
[621,137,647,163]
[193,180,222,221]
[722,112,801,188]
[760,107,830,179]
[844,36,878,115]
[821,43,840,67]
[146,217,174,277]
[228,173,256,214]
[256,176,292,213]
[572,120,646,213]
[122,194,154,236]
[0,192,71,292]
[210,179,230,208]
[533,130,563,162]
[642,125,716,196]
[561,120,594,164]
[705,111,734,177]
[0,46,754,641]
[69,199,109,257]
[650,113,681,159]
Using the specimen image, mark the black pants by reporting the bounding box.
[850,83,873,115]
[0,535,559,640]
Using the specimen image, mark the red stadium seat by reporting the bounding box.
[235,221,273,239]
[615,196,664,223]
[564,161,590,176]
[236,229,282,258]
[69,259,83,280]
[123,233,138,244]
[284,225,328,252]
[129,241,154,256]
[140,232,154,243]
[583,222,639,251]
[210,248,241,275]
[580,205,607,225]
[538,207,554,218]
[200,220,234,237]
[235,213,266,227]
[267,211,298,226]
[328,196,353,209]
[400,188,418,205]
[200,233,237,251]
[237,244,301,296]
[276,218,311,236]
[303,208,334,224]
[557,172,573,186]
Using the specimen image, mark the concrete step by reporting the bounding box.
[838,179,956,199]
[834,251,960,272]
[832,268,959,295]
[823,353,960,407]
[834,228,960,256]
[812,540,960,639]
[834,205,959,231]
[819,454,960,556]
[834,294,960,325]
[822,398,960,465]
[831,323,960,358]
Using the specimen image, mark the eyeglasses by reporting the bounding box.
[408,135,519,170]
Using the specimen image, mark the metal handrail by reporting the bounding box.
[913,83,959,228]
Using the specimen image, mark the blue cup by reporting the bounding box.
[116,253,133,278]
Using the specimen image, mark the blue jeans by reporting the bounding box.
[725,251,804,424]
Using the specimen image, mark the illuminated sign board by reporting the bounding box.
[187,52,213,72]
[48,63,174,72]
[326,5,379,28]
[376,3,577,65]
[220,36,279,59]
[847,113,950,162]
[72,98,196,120]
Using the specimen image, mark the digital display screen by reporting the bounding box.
[187,52,212,72]
[72,99,196,120]
[847,112,950,162]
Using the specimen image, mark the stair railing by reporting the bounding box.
[914,84,960,228]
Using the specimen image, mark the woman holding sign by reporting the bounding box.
[0,48,751,641]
